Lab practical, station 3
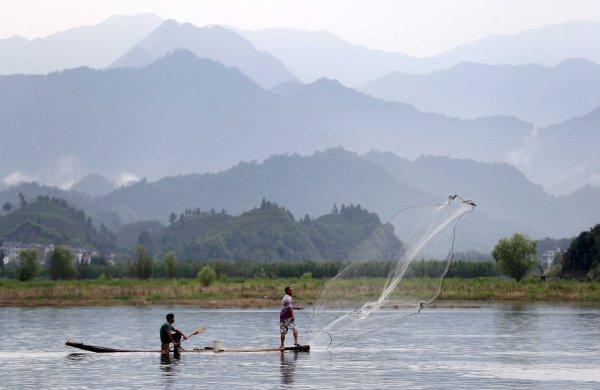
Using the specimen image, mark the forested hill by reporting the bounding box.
[95,148,428,225]
[2,147,599,252]
[0,196,116,252]
[126,200,399,261]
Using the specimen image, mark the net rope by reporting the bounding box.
[305,195,475,349]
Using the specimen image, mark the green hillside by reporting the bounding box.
[151,200,396,261]
[116,219,165,250]
[309,203,391,260]
[160,211,233,255]
[0,196,116,252]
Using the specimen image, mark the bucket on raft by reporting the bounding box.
[213,340,224,351]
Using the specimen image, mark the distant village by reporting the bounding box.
[1,242,114,266]
[1,240,564,271]
[541,247,566,270]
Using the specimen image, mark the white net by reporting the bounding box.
[306,195,475,348]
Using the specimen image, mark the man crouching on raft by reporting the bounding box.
[280,286,301,349]
[160,313,188,353]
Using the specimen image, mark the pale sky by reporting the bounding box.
[1,0,600,56]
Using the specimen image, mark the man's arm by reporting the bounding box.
[175,328,188,340]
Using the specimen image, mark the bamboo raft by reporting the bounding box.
[65,341,310,353]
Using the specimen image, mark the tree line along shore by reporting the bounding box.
[1,277,598,307]
[2,196,599,308]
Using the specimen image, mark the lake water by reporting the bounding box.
[1,303,599,389]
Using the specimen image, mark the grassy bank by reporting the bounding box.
[0,277,598,307]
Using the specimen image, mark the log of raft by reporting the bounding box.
[65,340,310,353]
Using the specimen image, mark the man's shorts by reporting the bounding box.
[280,318,297,334]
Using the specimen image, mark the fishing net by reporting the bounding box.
[306,195,475,348]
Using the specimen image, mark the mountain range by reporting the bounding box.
[1,148,598,252]
[517,106,600,194]
[0,49,530,187]
[110,19,296,88]
[241,20,600,86]
[1,14,599,241]
[4,15,600,89]
[360,59,600,126]
[0,14,162,75]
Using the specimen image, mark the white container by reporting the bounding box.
[213,340,224,351]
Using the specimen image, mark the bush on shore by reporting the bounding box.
[197,265,217,287]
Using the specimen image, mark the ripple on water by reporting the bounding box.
[0,304,599,389]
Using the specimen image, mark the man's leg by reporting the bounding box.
[280,321,287,349]
[280,332,286,349]
[293,328,299,345]
[172,333,182,351]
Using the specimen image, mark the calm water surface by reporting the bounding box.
[1,303,599,389]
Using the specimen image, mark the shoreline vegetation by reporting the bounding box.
[1,277,598,307]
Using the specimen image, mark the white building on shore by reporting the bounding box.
[1,242,54,265]
[541,248,563,269]
[1,242,107,266]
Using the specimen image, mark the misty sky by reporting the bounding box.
[2,0,600,56]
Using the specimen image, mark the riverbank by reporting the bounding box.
[0,277,598,307]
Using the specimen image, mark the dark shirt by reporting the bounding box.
[160,322,175,343]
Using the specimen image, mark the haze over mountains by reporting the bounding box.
[0,49,530,185]
[1,148,598,252]
[519,106,600,194]
[360,59,600,126]
[110,19,296,88]
[0,14,162,74]
[1,14,599,252]
[241,20,600,86]
[432,20,600,70]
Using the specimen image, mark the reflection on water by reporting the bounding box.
[160,352,181,374]
[66,353,94,362]
[280,351,299,385]
[0,304,599,389]
[160,352,181,388]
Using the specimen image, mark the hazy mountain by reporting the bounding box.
[360,59,600,125]
[0,49,531,187]
[517,106,600,194]
[0,14,163,75]
[364,150,600,249]
[71,174,114,197]
[157,213,233,255]
[242,20,600,86]
[2,148,598,252]
[116,219,165,250]
[434,20,600,69]
[110,20,296,88]
[560,185,600,232]
[0,196,115,251]
[0,182,121,230]
[240,27,424,86]
[363,151,574,249]
[261,77,530,163]
[95,148,429,224]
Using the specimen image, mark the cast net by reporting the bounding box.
[306,195,475,348]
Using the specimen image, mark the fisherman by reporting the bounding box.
[160,313,188,353]
[279,286,301,349]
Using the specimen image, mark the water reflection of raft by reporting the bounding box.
[65,341,310,353]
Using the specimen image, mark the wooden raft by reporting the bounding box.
[65,341,310,353]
